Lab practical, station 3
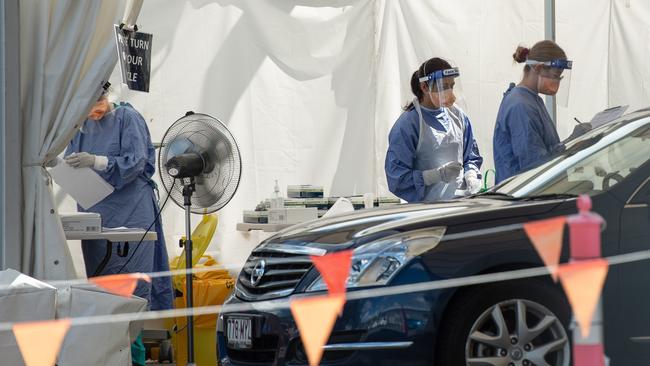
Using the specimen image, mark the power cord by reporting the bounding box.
[115,179,176,275]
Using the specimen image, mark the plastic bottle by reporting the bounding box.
[363,192,374,209]
[270,180,284,209]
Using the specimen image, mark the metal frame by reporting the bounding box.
[1,0,5,268]
[1,0,22,270]
[545,0,557,125]
[625,176,650,208]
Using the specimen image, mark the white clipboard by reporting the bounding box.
[589,105,628,128]
[49,158,114,209]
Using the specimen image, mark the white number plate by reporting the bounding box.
[226,317,252,349]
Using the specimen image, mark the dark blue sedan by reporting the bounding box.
[218,109,650,365]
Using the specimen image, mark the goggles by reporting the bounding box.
[525,59,573,70]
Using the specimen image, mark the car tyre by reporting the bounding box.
[435,278,572,366]
[158,339,173,363]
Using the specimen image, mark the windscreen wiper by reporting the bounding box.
[520,193,578,201]
[468,191,518,200]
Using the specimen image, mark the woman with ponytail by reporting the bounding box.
[385,57,483,202]
[493,40,589,183]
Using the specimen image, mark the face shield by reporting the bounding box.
[418,67,464,110]
[526,59,573,107]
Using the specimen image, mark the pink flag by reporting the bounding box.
[558,259,609,338]
[310,250,353,295]
[524,216,566,280]
[90,273,151,297]
[291,294,345,366]
[13,319,71,366]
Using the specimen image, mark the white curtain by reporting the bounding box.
[107,0,613,271]
[608,0,650,112]
[20,0,139,279]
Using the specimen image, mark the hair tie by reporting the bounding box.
[521,47,530,60]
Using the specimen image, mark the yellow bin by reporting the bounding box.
[170,255,234,366]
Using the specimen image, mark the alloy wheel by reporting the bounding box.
[465,299,569,366]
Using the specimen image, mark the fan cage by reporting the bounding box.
[158,113,242,214]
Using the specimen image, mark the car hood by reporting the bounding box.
[260,197,563,250]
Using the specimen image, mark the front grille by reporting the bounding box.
[227,334,278,364]
[236,249,313,301]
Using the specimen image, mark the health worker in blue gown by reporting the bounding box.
[493,41,590,184]
[64,87,173,311]
[385,57,483,202]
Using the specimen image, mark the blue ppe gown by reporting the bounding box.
[493,84,563,184]
[65,103,173,310]
[385,99,483,202]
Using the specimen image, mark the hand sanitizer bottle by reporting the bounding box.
[270,180,284,209]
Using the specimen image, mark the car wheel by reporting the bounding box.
[158,339,173,363]
[435,279,571,366]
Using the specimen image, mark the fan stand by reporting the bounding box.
[182,177,197,366]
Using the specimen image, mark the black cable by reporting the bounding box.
[115,179,176,275]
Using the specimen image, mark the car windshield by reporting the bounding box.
[493,113,650,198]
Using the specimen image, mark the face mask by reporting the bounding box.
[88,97,111,120]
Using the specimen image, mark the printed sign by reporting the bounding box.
[114,25,152,92]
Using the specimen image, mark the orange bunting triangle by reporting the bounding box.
[13,318,71,366]
[290,295,346,366]
[524,216,566,280]
[558,259,609,338]
[89,273,151,297]
[310,250,352,295]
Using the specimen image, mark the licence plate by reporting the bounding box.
[226,317,252,349]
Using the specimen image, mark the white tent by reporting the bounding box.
[105,0,637,273]
[3,0,650,278]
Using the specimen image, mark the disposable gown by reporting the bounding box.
[65,103,173,310]
[385,103,482,202]
[493,84,562,184]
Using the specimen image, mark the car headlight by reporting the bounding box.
[307,227,446,291]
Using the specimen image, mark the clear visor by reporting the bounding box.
[527,59,573,107]
[418,67,466,110]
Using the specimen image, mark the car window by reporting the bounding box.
[496,120,650,197]
[534,130,650,195]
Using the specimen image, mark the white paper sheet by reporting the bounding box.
[101,226,133,232]
[589,105,629,128]
[49,158,114,209]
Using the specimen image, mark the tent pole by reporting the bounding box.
[545,0,557,125]
[1,0,22,271]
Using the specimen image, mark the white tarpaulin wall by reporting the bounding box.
[20,0,137,280]
[54,0,648,275]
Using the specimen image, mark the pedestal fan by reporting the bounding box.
[158,111,241,365]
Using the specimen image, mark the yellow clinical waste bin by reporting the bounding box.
[170,255,234,366]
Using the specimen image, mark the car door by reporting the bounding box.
[618,176,650,364]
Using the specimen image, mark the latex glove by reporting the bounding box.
[44,157,59,168]
[65,152,96,168]
[423,161,463,185]
[464,170,482,194]
[566,122,592,141]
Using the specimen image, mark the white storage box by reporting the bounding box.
[268,207,318,224]
[60,212,101,233]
